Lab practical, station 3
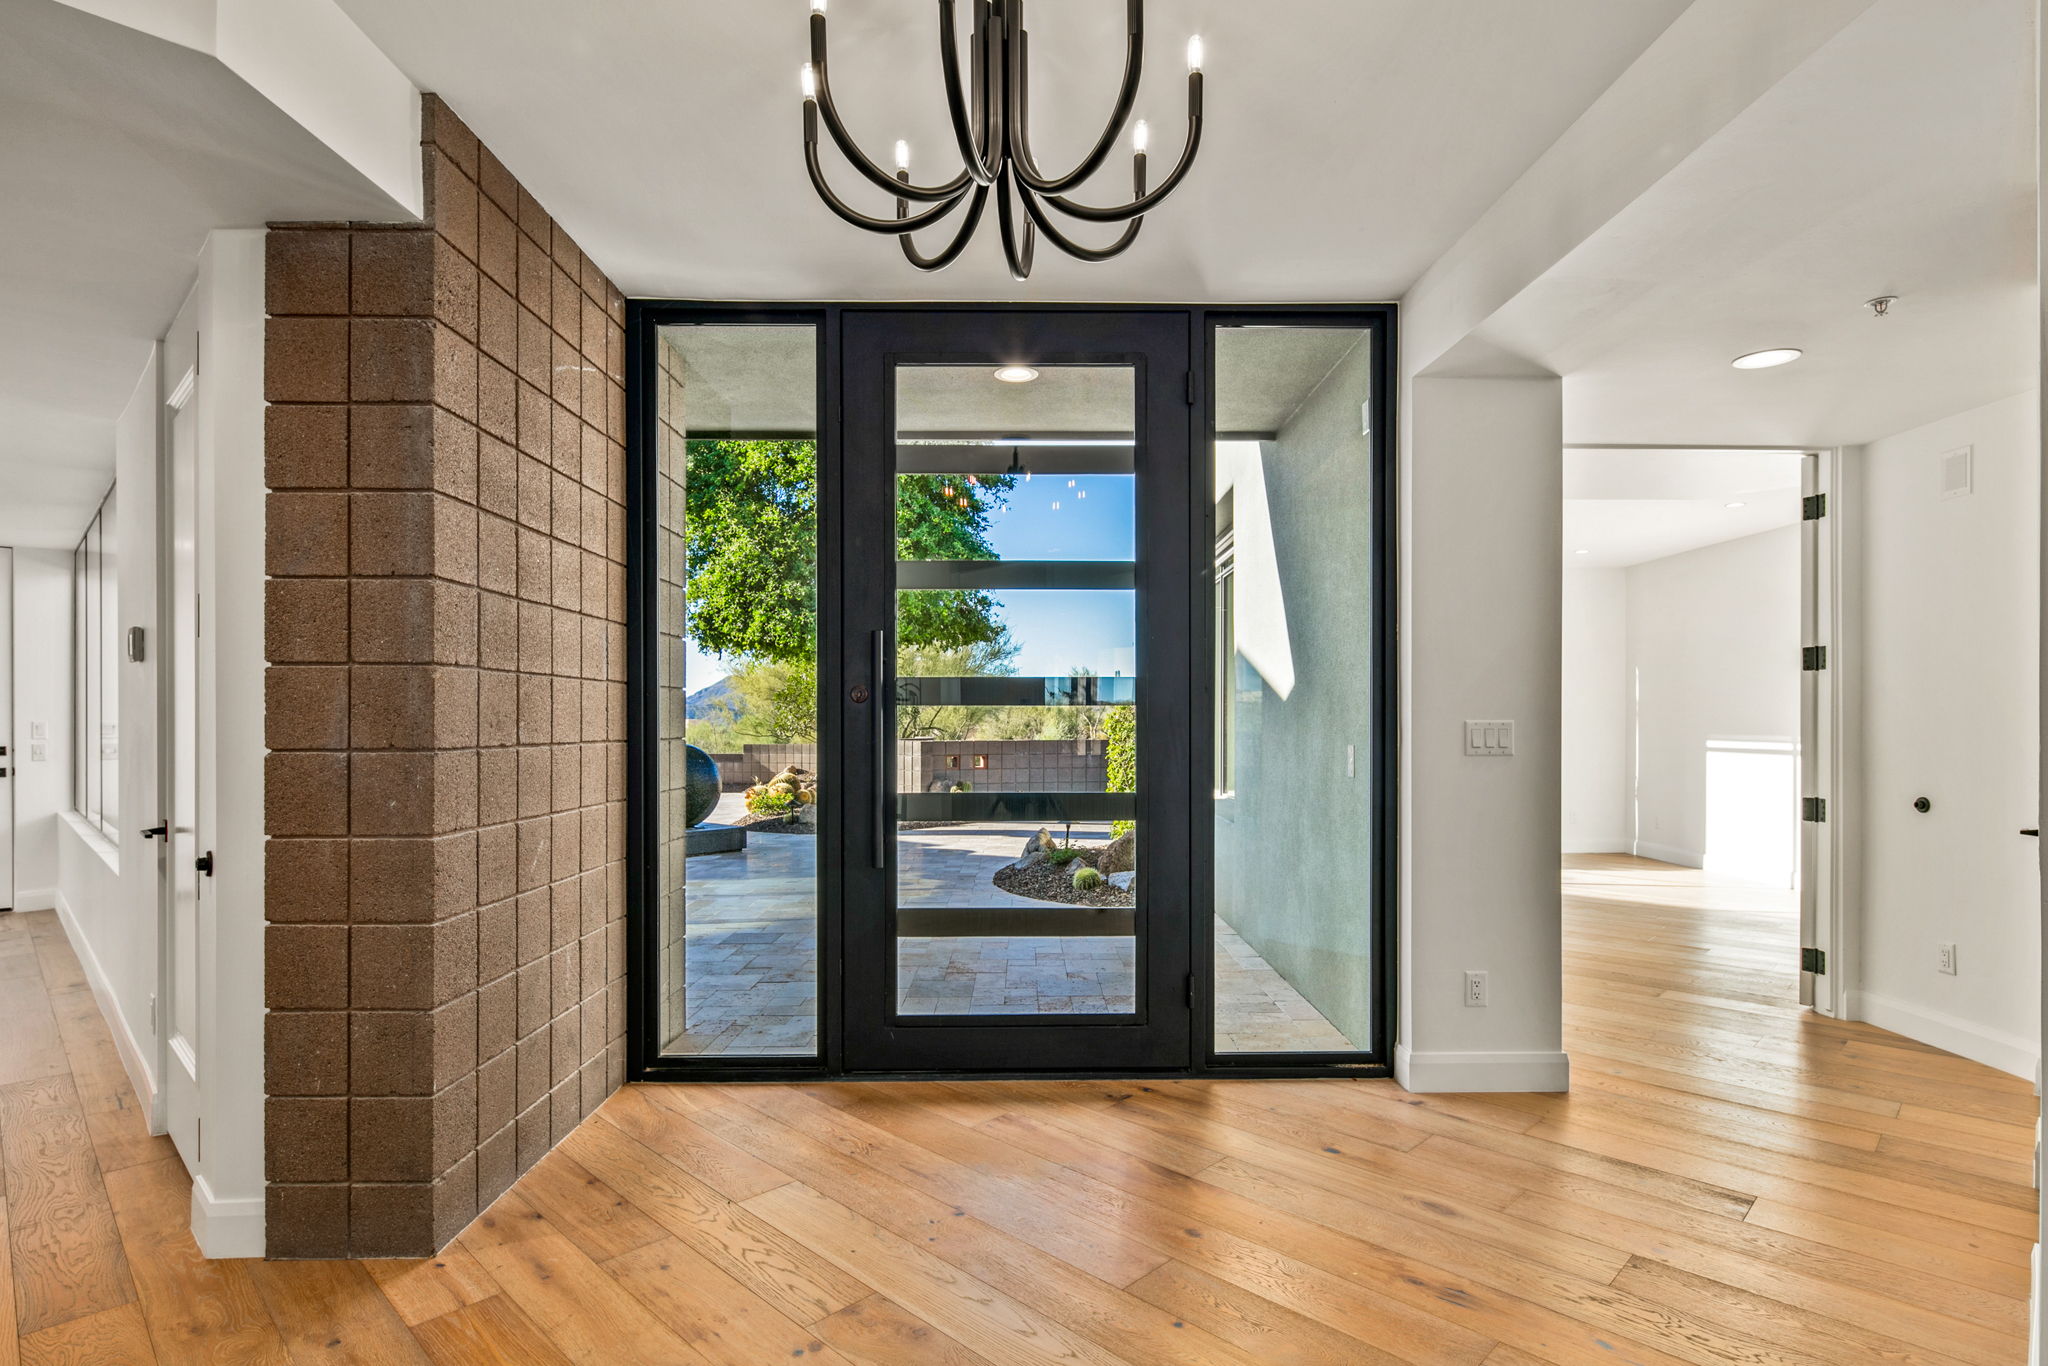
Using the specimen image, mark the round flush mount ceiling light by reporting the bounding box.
[1730,348,1803,370]
[1725,500,1747,508]
[993,365,1040,384]
[1573,548,1590,556]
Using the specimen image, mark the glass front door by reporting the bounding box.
[840,311,1192,1071]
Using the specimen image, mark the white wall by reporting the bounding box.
[11,547,73,908]
[1855,389,2039,1078]
[174,230,267,1256]
[1399,374,1568,1092]
[1561,568,1629,853]
[55,348,163,1119]
[1625,527,1801,874]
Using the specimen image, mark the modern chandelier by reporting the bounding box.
[799,0,1205,280]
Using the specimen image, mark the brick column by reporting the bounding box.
[264,96,629,1258]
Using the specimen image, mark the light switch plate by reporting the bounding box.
[1465,720,1515,756]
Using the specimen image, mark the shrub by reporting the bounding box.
[1071,866,1104,891]
[748,789,798,816]
[1046,846,1083,865]
[1104,704,1135,839]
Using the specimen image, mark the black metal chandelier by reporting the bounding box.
[800,0,1205,280]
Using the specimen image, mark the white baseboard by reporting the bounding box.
[191,1174,264,1258]
[53,890,162,1128]
[11,885,56,912]
[1395,1044,1571,1093]
[1561,839,1632,855]
[1631,840,1703,868]
[1847,989,2039,1081]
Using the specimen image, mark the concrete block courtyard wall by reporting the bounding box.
[705,739,1108,796]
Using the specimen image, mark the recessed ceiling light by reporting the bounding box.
[1730,348,1802,370]
[993,365,1040,383]
[1573,548,1590,556]
[1725,501,1747,509]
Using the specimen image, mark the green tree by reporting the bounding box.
[894,635,1018,739]
[682,440,1014,664]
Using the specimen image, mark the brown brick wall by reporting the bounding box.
[264,95,629,1258]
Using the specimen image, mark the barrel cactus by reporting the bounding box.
[1071,866,1105,892]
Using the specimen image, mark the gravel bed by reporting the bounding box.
[992,848,1133,907]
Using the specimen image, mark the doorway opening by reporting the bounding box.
[1560,446,1813,1005]
[628,304,1395,1079]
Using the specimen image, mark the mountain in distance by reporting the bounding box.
[685,676,736,720]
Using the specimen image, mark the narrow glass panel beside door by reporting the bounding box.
[1211,324,1377,1054]
[654,323,820,1058]
[891,364,1141,1017]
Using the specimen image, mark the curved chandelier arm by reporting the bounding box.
[995,167,1036,281]
[898,177,991,272]
[1008,1,1146,196]
[810,13,971,203]
[1017,158,1145,263]
[937,0,998,186]
[1044,74,1203,224]
[805,113,971,235]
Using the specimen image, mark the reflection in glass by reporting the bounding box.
[1212,325,1374,1053]
[655,323,820,1057]
[891,366,1139,1016]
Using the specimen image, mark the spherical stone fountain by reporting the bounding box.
[682,744,747,856]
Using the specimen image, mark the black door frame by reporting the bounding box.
[627,301,1398,1082]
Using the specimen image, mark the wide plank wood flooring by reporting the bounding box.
[2,855,2036,1363]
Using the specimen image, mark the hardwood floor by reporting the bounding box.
[3,855,2036,1364]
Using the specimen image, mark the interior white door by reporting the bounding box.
[164,366,201,1166]
[0,547,13,913]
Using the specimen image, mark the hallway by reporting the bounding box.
[2,866,2034,1364]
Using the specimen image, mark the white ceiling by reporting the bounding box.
[330,0,1690,302]
[0,0,405,548]
[1563,448,1806,570]
[1500,0,2038,449]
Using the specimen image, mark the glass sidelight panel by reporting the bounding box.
[654,323,820,1057]
[1211,325,1376,1054]
[890,365,1141,1017]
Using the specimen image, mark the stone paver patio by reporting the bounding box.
[665,796,1360,1056]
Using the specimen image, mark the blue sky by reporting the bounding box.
[684,473,1139,691]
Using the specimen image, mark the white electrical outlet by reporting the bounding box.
[1464,970,1488,1007]
[1464,721,1515,756]
[1937,942,1958,976]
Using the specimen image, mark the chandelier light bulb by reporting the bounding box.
[811,0,826,12]
[1132,119,1150,154]
[1187,35,1204,72]
[800,63,816,100]
[894,140,910,172]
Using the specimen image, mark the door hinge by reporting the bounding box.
[1802,796,1827,823]
[1802,645,1827,671]
[1185,371,1197,406]
[1801,947,1826,975]
[1802,493,1827,520]
[1185,973,1195,1007]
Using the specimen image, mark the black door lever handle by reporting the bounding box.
[142,824,168,840]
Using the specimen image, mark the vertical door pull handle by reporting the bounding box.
[874,628,889,870]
